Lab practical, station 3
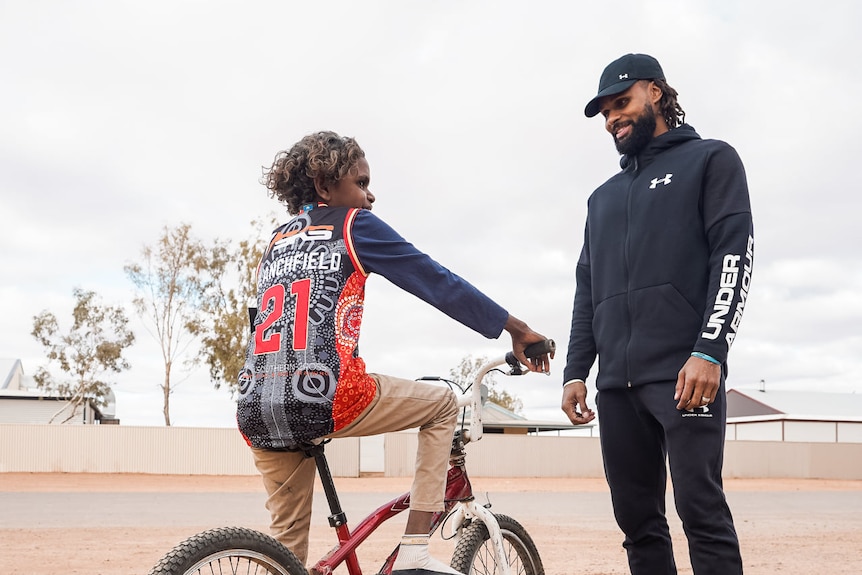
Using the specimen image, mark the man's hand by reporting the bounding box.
[561,380,596,425]
[674,355,721,410]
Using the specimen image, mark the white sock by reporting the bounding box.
[392,534,464,575]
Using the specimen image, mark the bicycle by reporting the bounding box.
[148,340,554,575]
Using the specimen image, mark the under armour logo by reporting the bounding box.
[649,174,673,189]
[619,73,628,80]
[682,404,713,418]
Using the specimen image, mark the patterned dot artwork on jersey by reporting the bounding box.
[237,208,377,449]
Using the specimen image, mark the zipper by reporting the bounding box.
[623,157,637,387]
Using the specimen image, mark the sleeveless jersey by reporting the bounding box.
[236,205,376,449]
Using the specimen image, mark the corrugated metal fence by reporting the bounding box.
[0,424,359,476]
[2,424,862,479]
[384,433,605,478]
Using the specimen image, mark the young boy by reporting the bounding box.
[237,130,551,575]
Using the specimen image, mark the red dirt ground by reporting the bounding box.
[3,473,861,575]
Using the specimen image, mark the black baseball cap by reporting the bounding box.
[584,53,665,118]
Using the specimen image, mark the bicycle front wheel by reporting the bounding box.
[148,526,306,575]
[450,514,544,575]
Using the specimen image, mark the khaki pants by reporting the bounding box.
[251,373,459,564]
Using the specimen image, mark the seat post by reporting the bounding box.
[306,443,348,528]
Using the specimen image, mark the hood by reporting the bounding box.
[620,124,701,171]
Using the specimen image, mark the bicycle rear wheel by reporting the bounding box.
[148,526,306,575]
[450,514,544,575]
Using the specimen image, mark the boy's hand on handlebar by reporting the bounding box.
[503,315,554,374]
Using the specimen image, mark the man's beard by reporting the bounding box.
[613,103,657,156]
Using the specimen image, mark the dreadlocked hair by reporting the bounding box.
[653,79,686,128]
[262,131,366,215]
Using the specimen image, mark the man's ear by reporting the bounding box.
[649,81,663,106]
[314,176,330,202]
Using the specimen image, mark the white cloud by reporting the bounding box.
[2,0,860,428]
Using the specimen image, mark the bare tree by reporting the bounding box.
[31,288,135,423]
[124,223,229,425]
[449,354,524,415]
[200,216,275,397]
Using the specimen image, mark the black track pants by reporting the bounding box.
[596,381,743,575]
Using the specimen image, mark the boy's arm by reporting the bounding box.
[351,211,551,372]
[351,210,509,338]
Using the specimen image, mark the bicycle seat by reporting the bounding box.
[275,439,328,457]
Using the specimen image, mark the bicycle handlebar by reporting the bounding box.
[456,338,555,444]
[523,338,556,359]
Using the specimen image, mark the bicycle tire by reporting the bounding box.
[147,526,306,575]
[450,514,544,575]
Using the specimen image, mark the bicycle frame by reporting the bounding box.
[308,353,518,575]
[147,344,550,575]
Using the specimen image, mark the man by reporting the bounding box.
[561,54,753,574]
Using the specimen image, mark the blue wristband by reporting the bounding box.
[691,351,721,365]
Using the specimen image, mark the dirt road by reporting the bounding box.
[2,473,861,574]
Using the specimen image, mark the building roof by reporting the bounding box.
[727,388,862,422]
[1,358,24,390]
[460,401,590,433]
[0,357,111,423]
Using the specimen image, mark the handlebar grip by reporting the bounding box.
[524,339,555,359]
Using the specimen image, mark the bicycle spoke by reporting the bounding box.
[451,515,544,575]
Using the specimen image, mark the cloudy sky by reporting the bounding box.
[2,1,860,427]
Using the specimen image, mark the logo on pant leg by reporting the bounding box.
[682,405,714,418]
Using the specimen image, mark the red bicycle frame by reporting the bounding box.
[309,435,474,575]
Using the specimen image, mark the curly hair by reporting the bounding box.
[262,131,366,215]
[653,79,686,129]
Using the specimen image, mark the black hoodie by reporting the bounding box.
[564,124,754,390]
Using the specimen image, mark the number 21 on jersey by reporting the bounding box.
[254,280,311,354]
